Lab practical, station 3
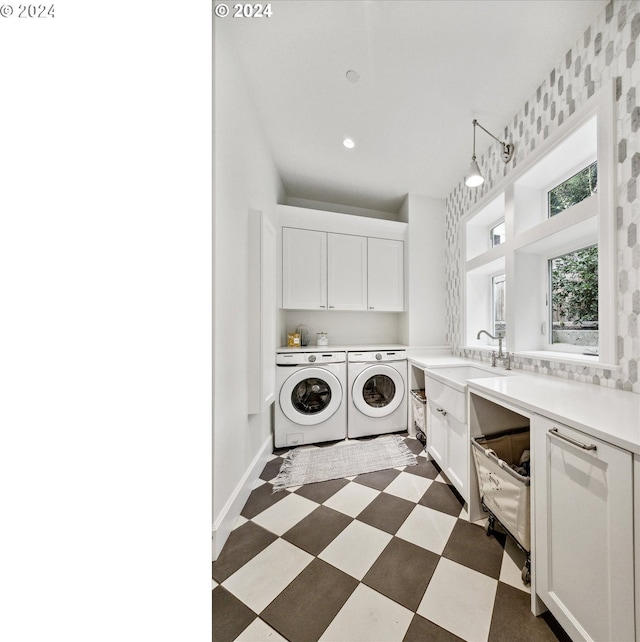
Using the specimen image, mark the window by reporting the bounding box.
[490,221,505,247]
[548,161,597,217]
[492,274,506,338]
[463,87,615,364]
[549,245,598,353]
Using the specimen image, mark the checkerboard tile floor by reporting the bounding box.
[213,436,568,642]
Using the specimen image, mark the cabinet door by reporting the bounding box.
[427,401,446,468]
[327,233,367,310]
[367,238,404,311]
[533,415,634,642]
[282,227,327,310]
[445,413,468,499]
[248,211,276,413]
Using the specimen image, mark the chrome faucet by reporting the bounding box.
[476,329,511,370]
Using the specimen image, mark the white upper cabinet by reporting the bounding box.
[327,233,368,311]
[367,238,404,311]
[279,205,407,312]
[282,227,327,310]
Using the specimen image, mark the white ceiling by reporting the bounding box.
[218,0,607,212]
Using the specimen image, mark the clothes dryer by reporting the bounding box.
[275,351,347,448]
[347,349,408,438]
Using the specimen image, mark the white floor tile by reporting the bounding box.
[395,504,457,555]
[318,520,392,580]
[383,471,432,502]
[222,539,313,614]
[499,536,530,594]
[319,584,413,642]
[236,618,288,641]
[252,493,318,536]
[323,481,379,517]
[418,557,498,642]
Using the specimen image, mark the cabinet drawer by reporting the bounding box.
[425,374,466,423]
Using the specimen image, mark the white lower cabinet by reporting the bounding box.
[532,414,635,642]
[426,399,467,500]
[426,400,446,468]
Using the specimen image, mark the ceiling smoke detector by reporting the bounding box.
[343,138,355,149]
[346,70,360,83]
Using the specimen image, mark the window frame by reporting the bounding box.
[542,155,598,220]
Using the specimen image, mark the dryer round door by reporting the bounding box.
[352,364,405,418]
[280,367,343,426]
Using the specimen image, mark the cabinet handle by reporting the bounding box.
[329,305,335,308]
[369,306,374,310]
[436,407,447,416]
[549,427,597,451]
[319,305,325,308]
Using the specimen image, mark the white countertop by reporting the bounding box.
[467,373,640,455]
[408,351,640,454]
[277,343,409,353]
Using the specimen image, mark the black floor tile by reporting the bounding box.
[240,482,285,519]
[356,492,415,535]
[363,537,440,612]
[404,457,442,480]
[353,467,401,490]
[418,480,465,516]
[488,582,561,642]
[212,586,256,642]
[404,438,426,455]
[294,476,350,503]
[261,558,358,642]
[259,457,285,482]
[442,519,506,580]
[282,505,352,556]
[403,614,465,642]
[212,521,277,583]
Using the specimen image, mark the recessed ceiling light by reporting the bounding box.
[343,138,355,149]
[346,70,360,83]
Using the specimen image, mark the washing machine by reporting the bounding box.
[347,349,408,438]
[275,351,347,448]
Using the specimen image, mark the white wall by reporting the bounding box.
[282,310,403,346]
[400,194,447,346]
[213,26,285,557]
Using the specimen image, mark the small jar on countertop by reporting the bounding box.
[296,325,309,346]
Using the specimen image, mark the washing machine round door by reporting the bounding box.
[352,364,405,418]
[280,367,343,426]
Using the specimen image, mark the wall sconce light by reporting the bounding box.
[465,119,514,187]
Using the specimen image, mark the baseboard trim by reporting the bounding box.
[212,435,273,561]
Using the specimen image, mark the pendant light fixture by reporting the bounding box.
[465,119,514,187]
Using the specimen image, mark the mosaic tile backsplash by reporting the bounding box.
[446,0,640,394]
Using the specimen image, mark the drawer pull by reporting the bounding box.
[549,427,597,451]
[436,407,447,416]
